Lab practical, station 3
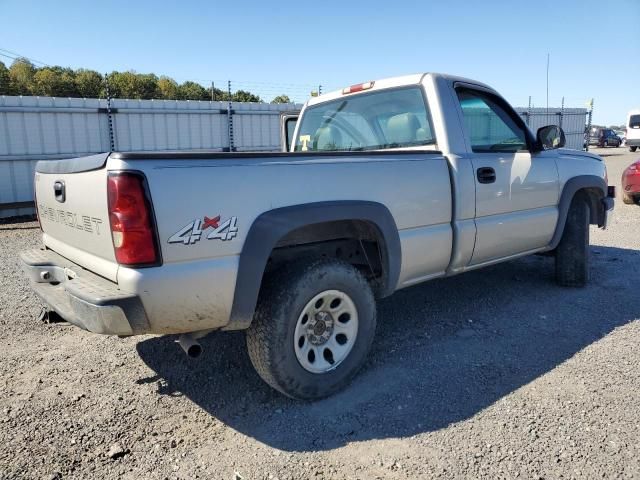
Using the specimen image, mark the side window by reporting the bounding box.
[456,88,528,153]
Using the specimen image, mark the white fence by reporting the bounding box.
[0,96,588,218]
[517,107,587,151]
[0,95,299,217]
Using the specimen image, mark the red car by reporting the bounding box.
[622,159,640,204]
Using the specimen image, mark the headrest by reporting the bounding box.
[386,113,421,144]
[313,125,342,150]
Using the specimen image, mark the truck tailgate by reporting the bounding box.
[35,154,118,282]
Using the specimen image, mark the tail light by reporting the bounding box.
[107,172,160,266]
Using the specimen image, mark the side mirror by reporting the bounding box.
[536,125,566,150]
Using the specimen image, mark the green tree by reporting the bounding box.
[31,67,78,97]
[8,58,36,95]
[107,71,137,98]
[178,81,209,100]
[271,94,291,104]
[157,76,179,99]
[233,90,261,103]
[75,69,104,98]
[107,71,159,99]
[0,61,10,95]
[136,73,159,99]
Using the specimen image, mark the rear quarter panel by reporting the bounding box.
[109,153,453,333]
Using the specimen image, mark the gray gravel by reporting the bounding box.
[1,147,639,480]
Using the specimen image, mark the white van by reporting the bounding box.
[627,109,640,152]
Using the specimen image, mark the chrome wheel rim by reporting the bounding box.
[294,289,359,374]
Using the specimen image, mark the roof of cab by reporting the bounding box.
[305,72,496,108]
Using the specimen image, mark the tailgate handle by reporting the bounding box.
[54,180,66,203]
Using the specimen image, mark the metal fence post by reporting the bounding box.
[526,96,532,127]
[104,73,115,152]
[227,80,234,152]
[585,99,593,152]
[559,96,564,130]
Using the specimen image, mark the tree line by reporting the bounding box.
[0,58,292,104]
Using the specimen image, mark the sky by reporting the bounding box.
[1,0,639,125]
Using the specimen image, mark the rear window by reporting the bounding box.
[629,115,640,129]
[294,87,435,152]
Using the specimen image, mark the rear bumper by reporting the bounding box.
[20,248,149,335]
[626,138,640,147]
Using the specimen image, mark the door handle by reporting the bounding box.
[477,167,496,184]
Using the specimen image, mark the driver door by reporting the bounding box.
[456,87,560,265]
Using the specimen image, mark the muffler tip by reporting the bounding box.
[178,334,202,358]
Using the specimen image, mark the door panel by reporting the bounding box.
[473,206,558,265]
[454,87,560,266]
[473,151,559,217]
[470,152,559,264]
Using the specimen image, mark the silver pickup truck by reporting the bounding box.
[21,73,615,399]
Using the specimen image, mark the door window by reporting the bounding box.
[456,88,528,153]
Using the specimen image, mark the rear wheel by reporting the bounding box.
[555,195,590,287]
[246,258,376,400]
[630,146,638,152]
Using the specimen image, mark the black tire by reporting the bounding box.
[623,192,634,205]
[630,146,638,152]
[246,258,376,400]
[555,195,590,287]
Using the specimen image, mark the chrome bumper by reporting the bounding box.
[20,248,149,335]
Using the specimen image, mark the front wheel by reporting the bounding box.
[555,195,590,287]
[630,146,638,153]
[246,258,376,400]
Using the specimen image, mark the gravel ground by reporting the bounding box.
[1,147,639,480]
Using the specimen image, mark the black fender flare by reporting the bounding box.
[548,175,606,250]
[226,201,401,330]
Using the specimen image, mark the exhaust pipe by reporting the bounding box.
[178,334,202,358]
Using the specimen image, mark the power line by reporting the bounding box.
[0,47,49,66]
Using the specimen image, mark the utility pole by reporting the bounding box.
[211,81,215,102]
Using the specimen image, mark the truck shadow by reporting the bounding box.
[135,245,639,452]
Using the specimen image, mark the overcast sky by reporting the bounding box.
[2,0,639,125]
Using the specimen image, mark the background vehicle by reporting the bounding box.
[615,130,626,146]
[21,73,614,399]
[627,109,640,152]
[589,127,622,147]
[622,159,640,204]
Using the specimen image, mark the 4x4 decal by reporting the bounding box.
[168,215,238,245]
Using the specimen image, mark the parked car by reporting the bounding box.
[21,73,615,399]
[627,109,640,152]
[622,159,640,204]
[589,127,622,147]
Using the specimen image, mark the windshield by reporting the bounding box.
[294,87,435,152]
